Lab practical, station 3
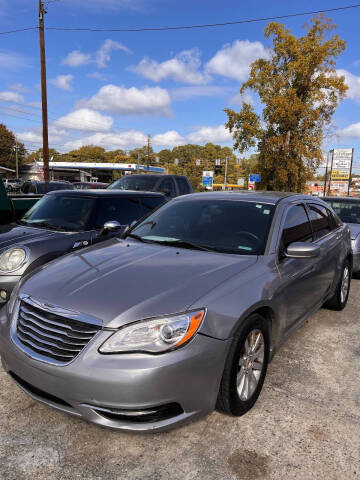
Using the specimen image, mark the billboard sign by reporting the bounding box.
[331,148,353,181]
[249,174,261,183]
[202,170,214,189]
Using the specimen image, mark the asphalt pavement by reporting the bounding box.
[0,281,359,480]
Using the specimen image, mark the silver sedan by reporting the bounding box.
[0,192,352,432]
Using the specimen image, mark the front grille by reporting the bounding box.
[15,299,101,364]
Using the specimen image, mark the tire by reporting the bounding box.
[323,259,351,311]
[216,313,270,416]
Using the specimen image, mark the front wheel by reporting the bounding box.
[216,313,270,416]
[324,260,351,311]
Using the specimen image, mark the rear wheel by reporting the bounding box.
[216,313,269,416]
[324,260,351,311]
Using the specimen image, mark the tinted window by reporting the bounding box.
[177,177,191,195]
[282,205,312,248]
[140,196,166,215]
[108,176,158,191]
[324,199,360,225]
[159,178,176,197]
[308,204,333,239]
[131,200,275,255]
[36,183,74,194]
[21,183,31,194]
[22,195,96,231]
[94,198,143,227]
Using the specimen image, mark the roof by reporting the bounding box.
[47,189,166,198]
[34,161,165,174]
[0,165,15,173]
[174,191,305,204]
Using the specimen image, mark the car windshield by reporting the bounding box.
[129,199,275,255]
[108,176,158,192]
[325,200,360,224]
[20,195,96,231]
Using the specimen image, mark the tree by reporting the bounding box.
[62,145,107,163]
[0,123,26,171]
[225,16,348,192]
[25,148,60,164]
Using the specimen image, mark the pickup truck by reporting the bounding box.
[108,174,193,198]
[0,187,165,306]
[0,178,41,225]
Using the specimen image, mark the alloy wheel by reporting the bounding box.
[340,266,350,304]
[236,329,265,401]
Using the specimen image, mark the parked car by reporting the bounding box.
[0,192,351,432]
[21,180,74,194]
[323,196,360,275]
[108,174,193,198]
[4,178,22,193]
[73,182,109,190]
[0,189,165,306]
[0,178,41,225]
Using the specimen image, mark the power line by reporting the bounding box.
[45,4,360,33]
[1,4,360,35]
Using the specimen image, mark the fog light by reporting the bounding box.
[0,290,8,301]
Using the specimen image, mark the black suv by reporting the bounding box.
[21,180,75,194]
[108,174,193,198]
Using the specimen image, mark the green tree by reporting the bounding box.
[225,16,348,192]
[62,145,107,163]
[0,123,26,171]
[25,148,60,164]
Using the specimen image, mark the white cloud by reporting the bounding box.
[206,40,270,81]
[171,85,230,101]
[54,108,113,132]
[130,48,208,84]
[62,50,92,67]
[62,40,131,69]
[63,130,147,151]
[187,125,232,144]
[49,74,74,91]
[79,84,171,116]
[0,91,24,103]
[153,130,185,147]
[10,83,27,93]
[337,69,360,104]
[0,50,31,70]
[229,92,254,106]
[96,39,131,68]
[338,122,360,138]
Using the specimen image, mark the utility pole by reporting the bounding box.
[38,0,50,182]
[14,141,19,179]
[222,157,229,190]
[146,134,151,173]
[137,152,140,174]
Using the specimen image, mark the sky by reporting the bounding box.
[0,0,360,170]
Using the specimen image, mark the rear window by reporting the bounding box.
[94,197,143,227]
[108,176,158,192]
[140,196,166,215]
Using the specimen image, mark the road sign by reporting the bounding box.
[249,174,261,183]
[202,170,214,189]
[237,178,245,186]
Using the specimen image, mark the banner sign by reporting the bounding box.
[202,170,214,188]
[331,149,353,181]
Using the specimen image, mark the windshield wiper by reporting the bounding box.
[126,233,155,244]
[28,222,67,232]
[151,239,216,252]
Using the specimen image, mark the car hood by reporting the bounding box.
[21,238,257,328]
[0,223,67,251]
[348,223,360,239]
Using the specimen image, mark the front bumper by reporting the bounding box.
[0,276,20,307]
[0,308,230,432]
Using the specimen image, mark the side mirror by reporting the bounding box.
[285,242,320,259]
[102,220,122,234]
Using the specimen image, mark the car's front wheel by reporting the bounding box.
[216,313,269,416]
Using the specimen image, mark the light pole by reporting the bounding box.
[222,157,229,190]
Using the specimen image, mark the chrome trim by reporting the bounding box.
[82,404,158,417]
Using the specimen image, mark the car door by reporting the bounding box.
[306,202,342,299]
[276,203,323,334]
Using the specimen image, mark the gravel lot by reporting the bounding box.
[0,281,359,480]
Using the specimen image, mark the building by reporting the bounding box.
[21,161,165,183]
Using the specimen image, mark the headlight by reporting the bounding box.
[99,310,205,354]
[0,247,28,273]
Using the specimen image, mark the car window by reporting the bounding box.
[21,183,30,194]
[281,205,313,249]
[94,198,143,228]
[177,177,191,195]
[29,183,37,194]
[308,204,333,239]
[159,178,176,197]
[140,196,166,215]
[324,200,360,225]
[131,199,275,255]
[108,176,158,191]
